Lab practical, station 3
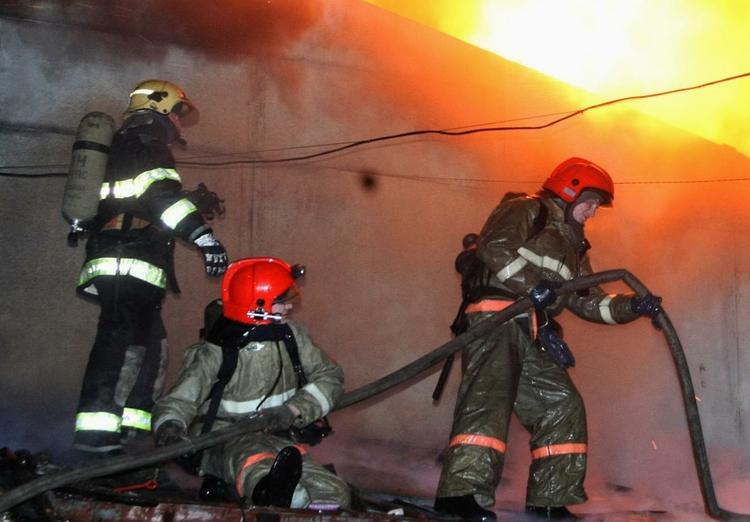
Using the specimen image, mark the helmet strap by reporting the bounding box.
[563,202,585,240]
[152,111,181,145]
[247,310,283,323]
[123,110,180,145]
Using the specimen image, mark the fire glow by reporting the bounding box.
[365,0,750,157]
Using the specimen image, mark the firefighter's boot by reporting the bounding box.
[434,494,496,521]
[251,446,302,508]
[525,504,579,520]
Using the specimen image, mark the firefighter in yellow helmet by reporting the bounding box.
[73,80,229,454]
[152,258,350,509]
[434,158,662,521]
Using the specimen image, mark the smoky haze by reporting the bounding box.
[0,0,323,59]
[0,1,748,519]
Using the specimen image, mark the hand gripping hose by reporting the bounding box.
[0,269,747,520]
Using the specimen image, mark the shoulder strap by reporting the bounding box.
[275,323,333,434]
[200,343,239,435]
[528,196,548,240]
[275,323,307,387]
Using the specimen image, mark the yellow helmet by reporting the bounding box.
[123,79,199,126]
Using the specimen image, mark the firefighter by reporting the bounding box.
[433,158,662,521]
[152,257,350,509]
[73,80,229,454]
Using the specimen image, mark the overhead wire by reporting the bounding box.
[0,171,67,178]
[173,109,574,162]
[178,70,750,166]
[1,71,750,186]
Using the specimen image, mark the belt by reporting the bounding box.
[101,214,151,231]
[466,299,537,337]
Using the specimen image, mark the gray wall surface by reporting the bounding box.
[1,0,749,513]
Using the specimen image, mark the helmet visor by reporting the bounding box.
[173,101,200,127]
[274,284,300,305]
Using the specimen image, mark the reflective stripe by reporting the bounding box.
[449,434,506,454]
[160,198,197,229]
[121,408,152,431]
[292,445,308,456]
[131,88,156,97]
[221,389,296,415]
[236,452,275,496]
[75,412,121,433]
[465,300,513,314]
[303,383,331,416]
[496,256,528,282]
[464,300,535,335]
[79,257,167,289]
[531,443,588,459]
[598,295,617,324]
[235,447,309,497]
[518,247,572,280]
[100,168,181,199]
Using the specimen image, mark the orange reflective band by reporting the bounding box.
[235,451,274,496]
[464,300,537,337]
[531,443,588,459]
[234,447,308,496]
[465,300,514,314]
[449,434,506,454]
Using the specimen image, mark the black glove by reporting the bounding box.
[194,231,228,277]
[630,293,663,329]
[290,419,333,446]
[529,280,560,310]
[154,420,187,447]
[262,405,300,432]
[537,325,575,368]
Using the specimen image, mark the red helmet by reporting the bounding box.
[542,157,614,205]
[222,257,304,325]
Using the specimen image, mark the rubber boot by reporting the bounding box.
[525,504,578,520]
[434,495,497,521]
[200,475,226,501]
[251,446,303,508]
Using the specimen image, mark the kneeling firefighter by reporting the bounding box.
[434,158,662,521]
[152,257,351,509]
[71,79,229,454]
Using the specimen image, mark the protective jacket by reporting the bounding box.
[476,194,636,323]
[77,122,209,296]
[152,319,349,507]
[437,193,638,508]
[73,120,211,453]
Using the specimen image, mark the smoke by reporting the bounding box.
[146,0,324,59]
[0,0,324,60]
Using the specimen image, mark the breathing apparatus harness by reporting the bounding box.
[178,306,332,497]
[433,193,550,400]
[198,307,332,447]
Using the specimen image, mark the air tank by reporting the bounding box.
[62,111,116,246]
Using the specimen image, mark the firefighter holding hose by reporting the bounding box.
[152,257,350,509]
[434,158,662,521]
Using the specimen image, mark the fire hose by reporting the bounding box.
[0,269,747,520]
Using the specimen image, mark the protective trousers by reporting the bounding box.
[212,432,351,508]
[74,276,167,452]
[436,312,587,507]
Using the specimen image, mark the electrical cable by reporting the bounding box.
[173,109,573,162]
[177,71,750,166]
[0,171,67,178]
[1,71,749,181]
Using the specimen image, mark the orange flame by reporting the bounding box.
[365,0,750,157]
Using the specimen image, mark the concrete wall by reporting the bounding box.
[1,0,749,513]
